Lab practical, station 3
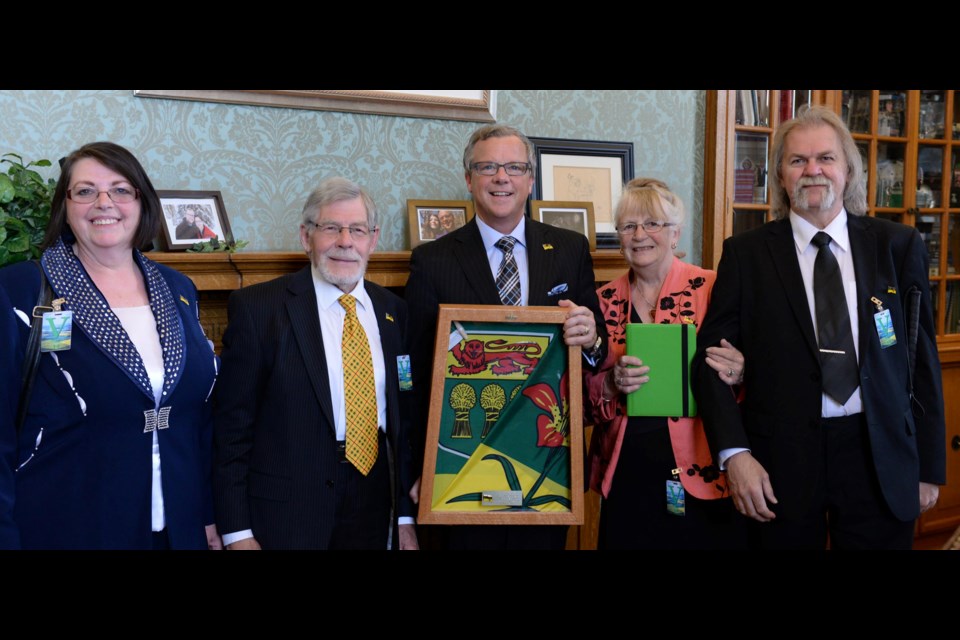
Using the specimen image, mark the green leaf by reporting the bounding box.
[28,159,51,168]
[480,453,522,491]
[445,492,484,504]
[0,174,13,203]
[0,226,6,244]
[526,495,571,508]
[6,233,29,252]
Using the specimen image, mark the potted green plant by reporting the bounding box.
[0,153,56,267]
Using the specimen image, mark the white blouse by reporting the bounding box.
[112,305,166,532]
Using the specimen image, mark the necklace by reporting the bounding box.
[633,280,660,322]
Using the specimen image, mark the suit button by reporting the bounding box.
[326,480,335,488]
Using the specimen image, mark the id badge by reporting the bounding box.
[40,310,73,352]
[873,308,897,349]
[666,479,685,516]
[396,354,413,391]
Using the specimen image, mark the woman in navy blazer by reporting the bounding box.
[0,142,220,550]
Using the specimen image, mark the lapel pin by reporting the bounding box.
[385,312,395,322]
[887,286,897,294]
[179,295,190,305]
[542,243,554,250]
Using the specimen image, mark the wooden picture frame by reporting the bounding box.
[530,200,596,251]
[157,190,233,251]
[418,304,584,525]
[406,199,474,249]
[529,137,634,249]
[135,90,497,123]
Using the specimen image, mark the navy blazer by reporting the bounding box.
[693,216,946,521]
[0,258,216,549]
[213,266,414,549]
[404,217,607,466]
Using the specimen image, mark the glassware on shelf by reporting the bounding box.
[919,91,946,140]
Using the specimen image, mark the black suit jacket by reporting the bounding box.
[692,216,946,521]
[404,217,607,465]
[213,266,414,549]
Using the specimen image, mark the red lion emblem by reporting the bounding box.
[449,339,541,376]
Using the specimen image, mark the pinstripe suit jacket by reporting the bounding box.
[213,266,413,549]
[405,217,606,465]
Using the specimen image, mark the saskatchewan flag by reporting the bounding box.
[430,322,571,513]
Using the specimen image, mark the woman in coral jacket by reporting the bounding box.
[585,178,745,549]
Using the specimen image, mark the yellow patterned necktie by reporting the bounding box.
[339,294,378,475]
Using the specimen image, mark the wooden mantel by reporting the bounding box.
[148,249,628,291]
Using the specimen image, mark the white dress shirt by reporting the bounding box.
[719,209,864,469]
[313,274,387,440]
[476,215,529,306]
[789,209,863,417]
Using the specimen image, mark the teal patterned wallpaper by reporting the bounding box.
[0,90,705,263]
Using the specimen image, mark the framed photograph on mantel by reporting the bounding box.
[417,304,584,525]
[529,137,634,249]
[406,199,474,249]
[157,190,233,251]
[530,200,596,251]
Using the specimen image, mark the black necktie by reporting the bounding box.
[811,231,859,404]
[495,236,521,306]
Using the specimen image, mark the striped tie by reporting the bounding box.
[339,294,378,475]
[495,236,521,306]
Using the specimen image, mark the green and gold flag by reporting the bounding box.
[430,322,571,514]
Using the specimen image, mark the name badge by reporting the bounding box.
[666,479,685,516]
[397,354,413,391]
[40,310,73,352]
[874,309,896,348]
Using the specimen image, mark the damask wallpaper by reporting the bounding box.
[0,90,705,263]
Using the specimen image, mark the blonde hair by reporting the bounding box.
[614,177,685,228]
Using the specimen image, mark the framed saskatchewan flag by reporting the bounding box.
[418,304,584,525]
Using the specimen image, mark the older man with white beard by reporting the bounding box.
[213,177,418,550]
[693,106,945,550]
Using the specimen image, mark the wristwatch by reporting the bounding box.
[585,335,603,361]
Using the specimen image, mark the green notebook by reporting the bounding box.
[625,323,697,417]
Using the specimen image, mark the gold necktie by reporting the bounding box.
[339,294,378,475]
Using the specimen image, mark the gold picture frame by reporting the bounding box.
[406,200,474,249]
[530,200,596,251]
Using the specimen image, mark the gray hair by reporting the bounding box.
[614,177,685,229]
[300,176,378,228]
[770,105,867,219]
[463,124,537,176]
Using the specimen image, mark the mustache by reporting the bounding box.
[796,177,832,188]
[323,248,362,261]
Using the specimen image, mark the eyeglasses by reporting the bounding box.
[67,186,140,204]
[470,162,532,176]
[305,221,377,239]
[616,221,677,235]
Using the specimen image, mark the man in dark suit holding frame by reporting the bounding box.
[213,177,418,550]
[405,124,607,549]
[693,106,945,549]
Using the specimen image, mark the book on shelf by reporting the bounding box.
[756,90,768,127]
[735,168,756,202]
[779,90,794,123]
[739,90,754,126]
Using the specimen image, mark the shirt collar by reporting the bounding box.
[476,214,526,253]
[310,266,371,312]
[790,208,850,254]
